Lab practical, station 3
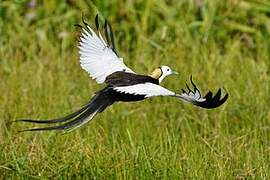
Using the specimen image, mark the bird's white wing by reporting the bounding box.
[114,77,228,109]
[113,83,176,98]
[78,22,135,84]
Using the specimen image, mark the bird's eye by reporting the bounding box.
[167,69,169,71]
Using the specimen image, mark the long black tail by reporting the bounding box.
[17,88,114,132]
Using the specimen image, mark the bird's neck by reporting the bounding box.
[158,74,166,83]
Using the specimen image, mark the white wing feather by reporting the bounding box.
[113,83,176,98]
[114,82,207,102]
[180,89,206,102]
[79,25,135,84]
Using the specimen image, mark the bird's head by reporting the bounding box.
[150,65,178,83]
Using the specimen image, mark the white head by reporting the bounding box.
[150,65,178,83]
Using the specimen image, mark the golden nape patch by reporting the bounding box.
[150,68,162,79]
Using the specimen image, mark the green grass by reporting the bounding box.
[1,0,270,179]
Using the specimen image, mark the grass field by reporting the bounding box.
[1,0,270,179]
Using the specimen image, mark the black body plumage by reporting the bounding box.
[105,71,159,86]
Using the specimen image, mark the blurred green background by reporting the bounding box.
[1,0,270,179]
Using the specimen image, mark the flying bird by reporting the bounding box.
[17,15,228,132]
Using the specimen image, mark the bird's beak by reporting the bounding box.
[172,71,179,75]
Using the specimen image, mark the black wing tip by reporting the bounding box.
[220,92,229,104]
[212,88,222,101]
[184,76,198,95]
[95,14,99,30]
[104,18,108,27]
[198,90,229,109]
[107,22,116,53]
[181,76,229,109]
[81,13,99,28]
[204,91,213,99]
[80,14,118,54]
[104,19,109,42]
[181,88,187,94]
[82,13,87,25]
[81,14,93,35]
[74,23,83,29]
[190,76,198,90]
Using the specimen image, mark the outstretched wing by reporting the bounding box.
[113,83,176,98]
[113,77,228,109]
[78,15,135,84]
[178,76,228,109]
